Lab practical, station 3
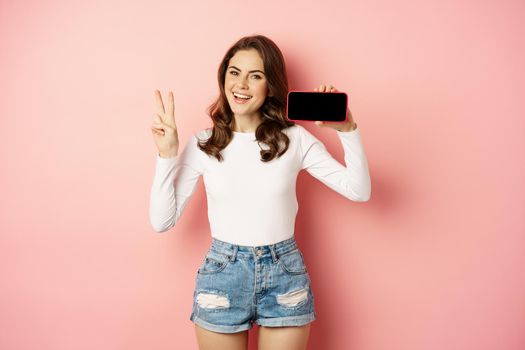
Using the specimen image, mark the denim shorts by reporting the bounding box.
[189,236,316,333]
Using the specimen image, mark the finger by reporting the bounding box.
[151,124,165,132]
[153,114,170,130]
[167,91,174,122]
[152,129,165,136]
[328,85,334,92]
[314,87,318,92]
[155,90,166,116]
[152,118,168,128]
[317,120,337,128]
[151,128,164,135]
[156,122,173,133]
[152,113,162,124]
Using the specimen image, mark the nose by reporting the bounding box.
[237,75,250,86]
[237,78,248,86]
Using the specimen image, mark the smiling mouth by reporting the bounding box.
[232,92,253,100]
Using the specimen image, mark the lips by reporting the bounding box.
[232,91,253,104]
[233,91,252,98]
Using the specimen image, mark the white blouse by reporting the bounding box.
[149,124,371,246]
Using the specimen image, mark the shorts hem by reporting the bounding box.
[190,314,253,334]
[255,312,316,327]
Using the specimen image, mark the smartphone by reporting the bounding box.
[286,90,348,122]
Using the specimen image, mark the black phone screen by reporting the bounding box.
[286,91,347,122]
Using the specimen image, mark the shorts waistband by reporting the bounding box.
[209,236,299,262]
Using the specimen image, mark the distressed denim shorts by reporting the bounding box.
[189,236,316,333]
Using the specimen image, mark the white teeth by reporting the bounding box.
[233,92,252,99]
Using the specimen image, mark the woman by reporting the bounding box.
[149,34,371,350]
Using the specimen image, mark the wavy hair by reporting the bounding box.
[197,34,295,162]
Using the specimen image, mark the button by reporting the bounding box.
[256,249,263,256]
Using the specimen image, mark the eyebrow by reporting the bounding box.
[227,65,265,75]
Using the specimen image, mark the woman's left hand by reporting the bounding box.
[313,84,357,132]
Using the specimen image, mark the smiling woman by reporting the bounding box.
[149,33,371,350]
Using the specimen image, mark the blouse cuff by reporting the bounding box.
[156,153,179,164]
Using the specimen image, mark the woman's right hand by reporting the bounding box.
[151,90,179,158]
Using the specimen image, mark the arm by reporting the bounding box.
[149,135,204,232]
[300,126,371,202]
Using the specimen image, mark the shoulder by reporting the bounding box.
[281,124,322,158]
[194,127,212,140]
[283,123,319,143]
[179,128,211,155]
[282,123,304,138]
[186,128,212,149]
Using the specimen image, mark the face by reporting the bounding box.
[224,49,270,120]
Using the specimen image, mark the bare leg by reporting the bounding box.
[194,324,249,350]
[257,324,311,350]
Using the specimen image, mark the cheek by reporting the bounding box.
[254,83,268,96]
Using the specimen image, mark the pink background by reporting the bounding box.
[1,0,524,349]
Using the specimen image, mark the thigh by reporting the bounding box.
[257,324,311,350]
[195,324,248,350]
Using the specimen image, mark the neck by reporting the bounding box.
[232,113,263,132]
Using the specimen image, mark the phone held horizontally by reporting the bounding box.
[286,90,348,122]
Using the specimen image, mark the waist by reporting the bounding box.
[209,236,299,259]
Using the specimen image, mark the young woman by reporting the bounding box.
[149,34,371,350]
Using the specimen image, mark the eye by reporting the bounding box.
[229,71,262,79]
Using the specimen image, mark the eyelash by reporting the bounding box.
[229,71,262,79]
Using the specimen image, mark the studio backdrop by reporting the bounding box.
[1,0,524,349]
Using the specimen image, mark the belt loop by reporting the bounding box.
[270,244,279,263]
[230,245,238,262]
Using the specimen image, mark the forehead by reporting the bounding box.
[229,49,264,69]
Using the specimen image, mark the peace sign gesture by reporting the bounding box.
[151,90,179,158]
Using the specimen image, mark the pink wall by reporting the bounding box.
[1,0,524,349]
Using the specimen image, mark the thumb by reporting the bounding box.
[151,115,172,131]
[152,113,162,124]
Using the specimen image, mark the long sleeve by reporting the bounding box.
[149,135,205,232]
[300,126,371,201]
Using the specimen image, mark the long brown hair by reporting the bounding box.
[198,34,295,162]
